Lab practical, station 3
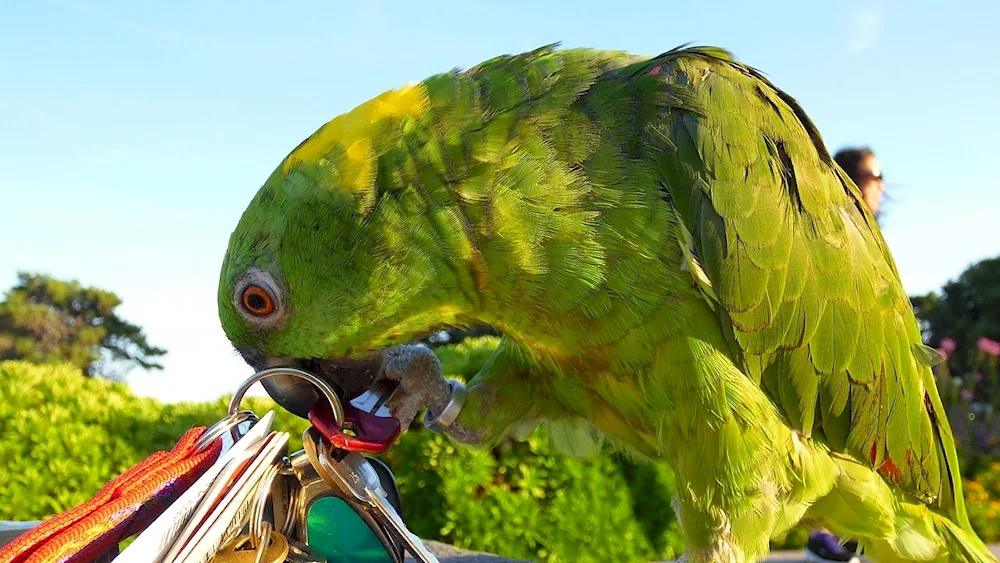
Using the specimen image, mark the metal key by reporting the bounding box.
[210,523,289,563]
[286,539,328,562]
[304,429,440,563]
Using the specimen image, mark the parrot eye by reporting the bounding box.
[232,267,287,329]
[241,285,275,316]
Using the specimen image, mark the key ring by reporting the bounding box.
[277,457,300,537]
[248,456,297,544]
[248,462,290,547]
[249,462,275,547]
[194,410,258,452]
[229,367,345,427]
[252,520,276,563]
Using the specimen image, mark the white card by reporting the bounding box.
[114,411,275,563]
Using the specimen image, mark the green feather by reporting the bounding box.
[547,418,604,458]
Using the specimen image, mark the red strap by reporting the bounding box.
[0,426,221,563]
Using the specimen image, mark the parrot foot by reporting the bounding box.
[379,344,451,428]
[378,344,486,444]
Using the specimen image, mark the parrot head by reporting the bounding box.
[218,84,472,416]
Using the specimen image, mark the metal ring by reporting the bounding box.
[194,410,257,452]
[279,459,299,537]
[248,457,298,545]
[280,482,299,537]
[249,462,281,548]
[264,457,298,538]
[228,367,344,427]
[423,379,466,433]
[253,520,273,563]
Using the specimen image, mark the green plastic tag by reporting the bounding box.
[306,496,393,563]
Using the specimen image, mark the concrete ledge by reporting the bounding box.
[409,540,531,562]
[0,521,39,546]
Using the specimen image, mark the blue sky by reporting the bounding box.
[1,0,997,403]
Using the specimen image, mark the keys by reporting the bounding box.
[283,448,329,546]
[303,429,439,563]
[210,523,289,563]
[307,373,402,455]
[164,430,291,563]
[206,449,325,563]
[286,540,327,562]
[364,476,436,563]
[284,447,399,562]
[365,379,400,414]
[308,391,401,454]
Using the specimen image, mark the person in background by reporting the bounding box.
[835,146,886,220]
[804,146,885,563]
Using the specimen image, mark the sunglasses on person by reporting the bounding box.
[857,169,884,183]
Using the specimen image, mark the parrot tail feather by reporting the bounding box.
[857,507,995,563]
[808,455,995,563]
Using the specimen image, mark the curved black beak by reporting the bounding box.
[260,370,321,418]
[237,348,384,419]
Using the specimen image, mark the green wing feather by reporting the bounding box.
[632,47,968,527]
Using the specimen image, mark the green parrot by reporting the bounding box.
[218,45,994,562]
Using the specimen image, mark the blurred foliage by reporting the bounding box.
[907,255,1000,542]
[965,461,1000,542]
[430,335,501,381]
[769,526,812,551]
[382,420,684,562]
[912,256,1000,379]
[0,273,166,379]
[910,256,1000,475]
[933,336,1000,475]
[0,360,300,520]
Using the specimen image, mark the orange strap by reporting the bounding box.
[0,426,221,563]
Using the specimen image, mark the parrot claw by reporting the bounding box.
[378,344,451,428]
[249,343,451,432]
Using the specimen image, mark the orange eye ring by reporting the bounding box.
[241,285,275,316]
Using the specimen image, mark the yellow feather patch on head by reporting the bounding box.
[280,83,431,204]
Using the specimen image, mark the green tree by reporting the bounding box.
[911,256,1000,376]
[0,272,166,378]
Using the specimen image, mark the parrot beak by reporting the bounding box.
[237,348,384,419]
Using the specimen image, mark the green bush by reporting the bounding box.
[0,360,307,520]
[383,425,684,562]
[964,462,1000,541]
[0,343,684,562]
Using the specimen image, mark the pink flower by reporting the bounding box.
[941,338,957,353]
[961,389,975,402]
[936,347,949,360]
[977,337,1000,357]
